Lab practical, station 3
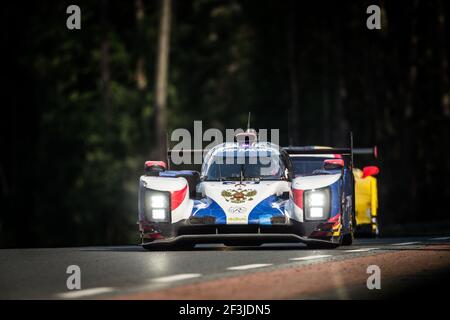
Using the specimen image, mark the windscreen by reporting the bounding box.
[290,157,329,177]
[204,153,284,181]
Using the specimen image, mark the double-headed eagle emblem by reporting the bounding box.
[221,186,257,203]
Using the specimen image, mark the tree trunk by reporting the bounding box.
[154,0,171,159]
[405,0,419,120]
[321,13,330,145]
[402,0,420,220]
[100,0,111,119]
[437,0,450,117]
[334,25,348,147]
[287,0,299,145]
[135,0,147,91]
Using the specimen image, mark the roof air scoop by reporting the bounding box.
[235,112,257,146]
[235,129,258,146]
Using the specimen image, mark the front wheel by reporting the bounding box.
[341,232,354,246]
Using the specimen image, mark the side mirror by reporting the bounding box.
[284,168,291,181]
[362,165,379,178]
[144,160,167,176]
[323,159,344,170]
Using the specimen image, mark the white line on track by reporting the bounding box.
[57,287,114,299]
[289,255,332,261]
[429,237,450,241]
[151,273,202,283]
[344,248,379,253]
[391,242,420,246]
[227,263,273,271]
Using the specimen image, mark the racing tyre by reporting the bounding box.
[341,232,353,246]
[371,221,380,238]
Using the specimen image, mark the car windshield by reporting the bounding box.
[205,154,284,181]
[291,157,331,177]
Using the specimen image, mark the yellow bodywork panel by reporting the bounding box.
[332,223,342,237]
[353,169,378,226]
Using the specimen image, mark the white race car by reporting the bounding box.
[138,130,358,250]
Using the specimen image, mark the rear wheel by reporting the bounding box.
[341,232,354,246]
[371,219,380,237]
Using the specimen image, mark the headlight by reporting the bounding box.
[151,209,167,220]
[144,190,170,222]
[309,192,325,207]
[151,195,168,208]
[304,188,330,220]
[309,207,324,218]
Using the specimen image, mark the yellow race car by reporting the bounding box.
[353,166,380,236]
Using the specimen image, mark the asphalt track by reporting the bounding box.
[1,236,450,299]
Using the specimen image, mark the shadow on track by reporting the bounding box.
[79,243,311,252]
[79,246,146,252]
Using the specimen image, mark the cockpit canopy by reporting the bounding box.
[201,143,285,181]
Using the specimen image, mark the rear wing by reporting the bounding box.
[282,145,378,169]
[167,149,206,157]
[166,149,207,170]
[282,147,351,156]
[167,146,378,163]
[283,146,378,158]
[283,131,377,161]
[353,146,378,159]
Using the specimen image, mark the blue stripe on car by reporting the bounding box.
[248,195,285,224]
[330,180,341,218]
[191,199,227,224]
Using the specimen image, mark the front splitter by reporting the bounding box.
[142,233,337,249]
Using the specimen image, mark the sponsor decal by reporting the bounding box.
[228,206,248,214]
[221,187,257,203]
[227,217,247,222]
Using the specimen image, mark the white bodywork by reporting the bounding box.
[197,181,290,224]
[290,173,342,222]
[292,174,341,190]
[140,176,193,223]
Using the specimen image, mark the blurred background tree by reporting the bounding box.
[1,0,449,247]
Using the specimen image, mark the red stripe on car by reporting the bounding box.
[328,214,341,227]
[292,189,304,209]
[145,160,167,169]
[171,185,188,210]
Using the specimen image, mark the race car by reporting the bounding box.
[288,146,380,237]
[138,130,372,250]
[353,166,380,236]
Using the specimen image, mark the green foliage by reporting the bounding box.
[1,0,449,247]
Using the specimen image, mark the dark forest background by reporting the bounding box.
[1,0,449,247]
